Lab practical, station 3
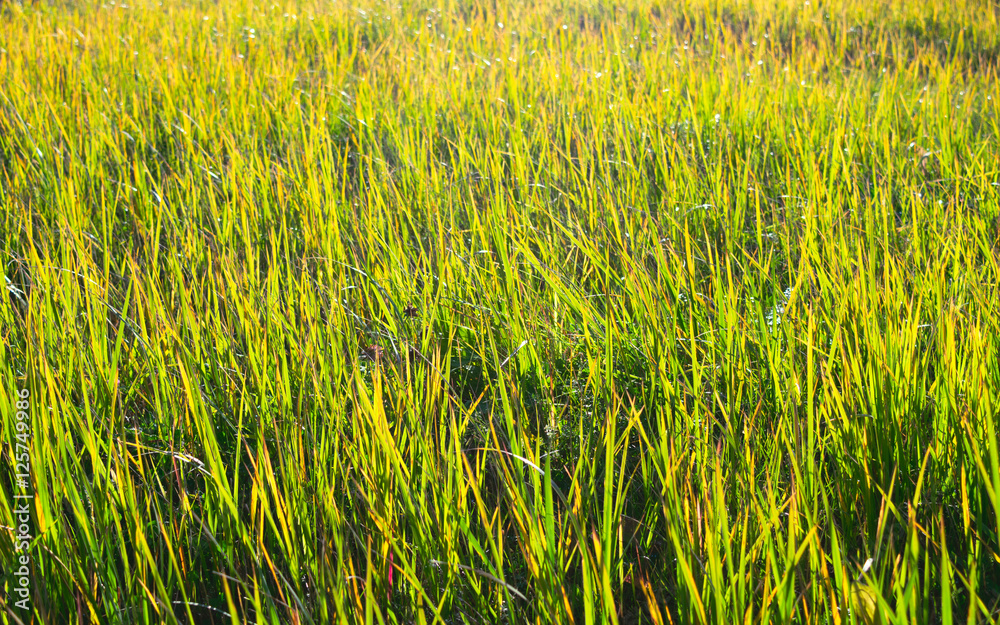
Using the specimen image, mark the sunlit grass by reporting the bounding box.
[1,0,999,622]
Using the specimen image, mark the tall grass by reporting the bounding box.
[1,0,999,622]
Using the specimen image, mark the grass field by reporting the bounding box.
[1,0,999,622]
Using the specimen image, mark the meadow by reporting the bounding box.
[1,0,999,622]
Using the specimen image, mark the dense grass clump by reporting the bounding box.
[1,0,999,622]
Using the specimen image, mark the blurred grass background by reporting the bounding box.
[1,0,999,622]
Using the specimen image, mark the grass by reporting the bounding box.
[1,0,999,622]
